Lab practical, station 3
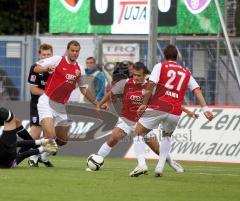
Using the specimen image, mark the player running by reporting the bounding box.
[96,62,198,172]
[33,40,99,156]
[129,45,213,177]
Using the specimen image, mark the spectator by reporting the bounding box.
[84,57,106,102]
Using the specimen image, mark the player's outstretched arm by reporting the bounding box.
[96,91,111,110]
[80,87,98,106]
[182,107,199,119]
[34,65,55,74]
[193,88,213,121]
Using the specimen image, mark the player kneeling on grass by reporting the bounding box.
[95,62,198,173]
[0,107,58,168]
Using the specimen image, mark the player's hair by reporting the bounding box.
[164,44,178,61]
[67,40,80,49]
[38,44,53,54]
[112,62,130,82]
[86,57,96,62]
[133,62,150,74]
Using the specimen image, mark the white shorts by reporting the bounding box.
[115,117,159,138]
[37,93,69,127]
[116,117,136,135]
[139,109,180,133]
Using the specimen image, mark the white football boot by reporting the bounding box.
[129,165,148,177]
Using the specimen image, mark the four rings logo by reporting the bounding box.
[184,0,211,15]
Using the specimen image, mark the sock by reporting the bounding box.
[97,142,112,157]
[0,107,13,122]
[29,154,39,163]
[133,136,146,167]
[166,154,173,163]
[16,126,33,140]
[157,136,172,170]
[38,147,45,154]
[40,152,50,162]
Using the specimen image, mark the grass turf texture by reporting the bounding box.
[0,156,239,201]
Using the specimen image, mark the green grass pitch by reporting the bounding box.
[0,156,239,201]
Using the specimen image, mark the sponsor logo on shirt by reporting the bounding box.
[32,117,37,123]
[66,74,76,80]
[30,75,36,82]
[130,95,143,104]
[75,70,80,76]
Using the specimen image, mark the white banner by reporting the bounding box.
[125,106,240,164]
[103,43,140,63]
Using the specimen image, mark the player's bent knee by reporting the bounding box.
[107,137,119,147]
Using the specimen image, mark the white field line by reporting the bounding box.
[188,172,240,177]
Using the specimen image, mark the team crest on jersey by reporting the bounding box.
[75,70,80,76]
[30,75,36,82]
[60,0,83,13]
[184,0,211,15]
[32,117,37,123]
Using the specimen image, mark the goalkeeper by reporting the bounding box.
[0,107,58,168]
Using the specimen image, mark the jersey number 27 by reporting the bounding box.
[165,70,186,91]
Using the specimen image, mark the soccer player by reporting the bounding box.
[27,43,54,167]
[129,45,213,177]
[0,107,57,168]
[96,62,197,172]
[34,40,99,152]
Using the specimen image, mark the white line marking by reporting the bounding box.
[188,172,240,177]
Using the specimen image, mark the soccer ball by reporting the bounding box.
[87,154,104,171]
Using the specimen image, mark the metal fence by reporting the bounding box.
[0,35,239,106]
[101,35,240,106]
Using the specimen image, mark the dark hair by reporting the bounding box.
[67,40,80,49]
[164,45,178,61]
[133,62,150,74]
[112,62,130,82]
[39,44,53,54]
[86,57,96,62]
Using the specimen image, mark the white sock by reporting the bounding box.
[35,139,41,145]
[41,152,50,162]
[97,142,112,157]
[166,154,174,163]
[133,136,146,167]
[157,136,172,170]
[30,154,39,162]
[38,147,44,154]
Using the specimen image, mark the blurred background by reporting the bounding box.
[0,0,239,106]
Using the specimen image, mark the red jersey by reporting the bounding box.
[148,61,191,115]
[121,78,144,122]
[45,57,81,104]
